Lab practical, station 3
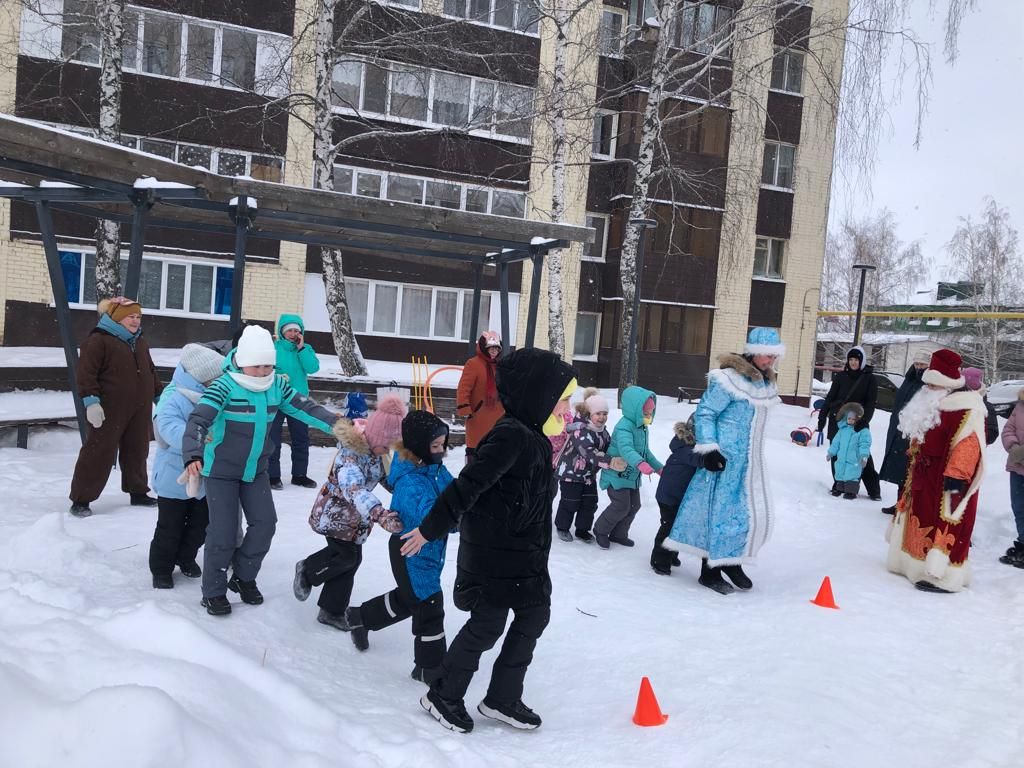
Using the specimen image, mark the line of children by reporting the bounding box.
[291,394,406,630]
[827,402,872,500]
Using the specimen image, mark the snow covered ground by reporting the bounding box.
[1,396,1022,767]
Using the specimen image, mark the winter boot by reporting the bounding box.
[575,530,594,543]
[596,533,611,550]
[609,536,635,547]
[227,574,264,605]
[829,488,843,498]
[411,665,443,686]
[346,607,369,651]
[842,493,857,500]
[291,476,319,488]
[478,698,542,730]
[999,541,1024,568]
[129,493,158,507]
[316,608,352,631]
[881,505,897,516]
[69,502,92,518]
[269,478,284,491]
[698,561,735,595]
[915,580,953,594]
[721,565,752,590]
[556,529,573,543]
[152,574,174,589]
[177,560,202,578]
[671,552,681,567]
[421,688,474,733]
[293,560,312,601]
[651,561,671,576]
[201,595,232,616]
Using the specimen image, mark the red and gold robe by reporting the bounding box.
[886,390,986,591]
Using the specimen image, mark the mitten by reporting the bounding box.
[1008,445,1024,464]
[86,403,105,428]
[610,456,628,472]
[176,469,201,498]
[942,476,967,495]
[825,453,834,462]
[702,450,727,472]
[638,461,655,476]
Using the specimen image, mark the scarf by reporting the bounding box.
[228,371,275,392]
[477,349,498,407]
[98,313,140,351]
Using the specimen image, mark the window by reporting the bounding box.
[347,281,369,332]
[573,313,600,359]
[583,213,608,262]
[491,190,526,218]
[661,101,729,158]
[599,301,712,355]
[762,141,795,189]
[372,284,399,333]
[218,152,247,177]
[434,290,459,337]
[185,23,216,81]
[600,10,626,56]
[61,0,100,64]
[179,145,212,170]
[754,237,785,279]
[771,48,804,94]
[356,171,383,197]
[462,291,493,340]
[387,175,425,205]
[389,66,430,121]
[400,286,433,335]
[220,28,257,89]
[592,110,618,158]
[250,155,283,182]
[332,60,362,109]
[676,2,734,57]
[425,180,461,209]
[433,72,472,126]
[142,13,181,77]
[494,83,533,140]
[444,0,539,34]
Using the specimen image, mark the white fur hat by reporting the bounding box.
[234,325,277,368]
[585,392,610,414]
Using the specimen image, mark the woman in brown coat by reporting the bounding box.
[69,297,163,517]
[456,331,504,461]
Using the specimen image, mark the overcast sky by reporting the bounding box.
[828,1,1024,296]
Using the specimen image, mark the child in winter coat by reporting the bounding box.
[595,386,663,549]
[292,394,407,630]
[1000,389,1024,567]
[183,325,341,617]
[827,403,872,500]
[269,313,322,490]
[651,415,702,575]
[149,343,225,589]
[554,390,626,542]
[344,410,455,683]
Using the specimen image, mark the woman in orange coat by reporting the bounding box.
[456,332,505,462]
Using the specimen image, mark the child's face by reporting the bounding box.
[429,434,446,454]
[590,410,609,429]
[846,413,857,425]
[242,364,274,377]
[552,397,570,421]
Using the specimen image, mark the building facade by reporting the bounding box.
[0,0,846,399]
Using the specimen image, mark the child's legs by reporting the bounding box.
[651,502,678,568]
[232,473,277,582]
[287,416,311,478]
[594,487,634,536]
[412,591,447,672]
[317,539,363,614]
[575,484,599,534]
[150,496,189,576]
[359,537,416,631]
[437,602,509,703]
[485,603,551,706]
[267,411,286,481]
[1010,472,1024,541]
[554,480,584,531]
[610,489,642,539]
[841,480,860,495]
[202,478,242,598]
[177,497,210,565]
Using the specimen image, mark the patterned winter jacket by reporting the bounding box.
[555,420,612,485]
[308,419,403,543]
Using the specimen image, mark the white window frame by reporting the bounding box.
[582,212,609,262]
[572,311,601,361]
[673,1,735,60]
[592,109,618,160]
[769,46,804,95]
[753,236,786,280]
[600,9,628,57]
[761,140,796,191]
[440,0,541,37]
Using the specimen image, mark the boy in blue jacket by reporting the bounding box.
[346,410,455,684]
[651,415,703,575]
[827,403,872,500]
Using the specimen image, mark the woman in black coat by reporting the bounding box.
[878,358,928,514]
[817,346,881,499]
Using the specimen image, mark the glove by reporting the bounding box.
[859,457,868,468]
[826,453,834,462]
[1008,445,1024,464]
[86,403,105,428]
[943,476,968,494]
[609,456,628,472]
[638,461,655,476]
[702,450,727,472]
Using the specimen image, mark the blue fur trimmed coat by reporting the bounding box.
[666,354,780,566]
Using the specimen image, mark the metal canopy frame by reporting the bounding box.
[0,115,592,443]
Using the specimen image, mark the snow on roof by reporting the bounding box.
[644,16,661,26]
[817,332,930,344]
[530,236,558,246]
[134,177,194,190]
[926,319,942,326]
[39,180,80,188]
[229,196,258,209]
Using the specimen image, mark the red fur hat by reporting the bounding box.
[922,349,965,390]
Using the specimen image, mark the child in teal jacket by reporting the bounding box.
[595,386,663,548]
[827,402,872,500]
[270,313,321,488]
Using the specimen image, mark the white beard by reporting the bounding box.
[898,386,948,442]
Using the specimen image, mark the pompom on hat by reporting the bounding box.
[98,296,142,323]
[233,325,277,368]
[363,393,408,450]
[922,348,965,390]
[745,327,786,357]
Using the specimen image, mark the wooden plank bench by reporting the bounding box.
[0,416,78,448]
[677,387,703,403]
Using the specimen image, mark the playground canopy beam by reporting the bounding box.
[818,310,1024,320]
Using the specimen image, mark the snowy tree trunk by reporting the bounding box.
[313,0,368,376]
[93,0,125,301]
[545,7,569,357]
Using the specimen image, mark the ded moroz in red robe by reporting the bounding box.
[887,390,986,592]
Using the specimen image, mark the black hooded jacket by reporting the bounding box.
[419,348,576,610]
[817,351,878,440]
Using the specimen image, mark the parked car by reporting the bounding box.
[988,380,1024,418]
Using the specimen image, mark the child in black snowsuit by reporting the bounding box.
[399,347,577,735]
[651,416,702,575]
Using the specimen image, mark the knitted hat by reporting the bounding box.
[233,325,277,368]
[364,394,408,450]
[280,322,301,335]
[585,391,609,414]
[962,367,984,391]
[922,348,964,390]
[745,327,785,357]
[913,349,932,365]
[401,409,450,463]
[180,343,225,385]
[99,296,142,323]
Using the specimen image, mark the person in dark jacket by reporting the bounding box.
[878,352,929,514]
[69,297,164,517]
[651,416,702,575]
[400,347,576,735]
[816,346,881,500]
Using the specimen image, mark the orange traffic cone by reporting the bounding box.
[632,676,669,727]
[810,576,839,609]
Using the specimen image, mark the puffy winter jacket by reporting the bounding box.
[419,347,576,610]
[1001,393,1024,475]
[152,366,207,500]
[389,446,455,600]
[274,314,320,396]
[556,419,612,484]
[456,338,505,449]
[599,386,664,491]
[879,364,925,485]
[77,313,163,411]
[655,420,702,509]
[828,419,873,482]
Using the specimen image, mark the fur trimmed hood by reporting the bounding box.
[333,418,371,455]
[836,402,865,421]
[393,440,421,466]
[718,353,777,384]
[673,419,695,443]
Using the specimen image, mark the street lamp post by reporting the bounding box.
[852,263,876,347]
[624,218,658,388]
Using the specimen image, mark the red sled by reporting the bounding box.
[790,427,813,446]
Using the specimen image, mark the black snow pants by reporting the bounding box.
[302,537,363,615]
[554,479,598,534]
[149,496,209,576]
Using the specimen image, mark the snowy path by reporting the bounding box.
[1,400,1022,767]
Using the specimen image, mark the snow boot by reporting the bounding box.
[575,530,594,543]
[881,505,897,516]
[152,574,174,589]
[129,493,158,507]
[671,552,681,567]
[829,488,842,497]
[316,608,352,631]
[842,492,857,500]
[477,698,542,730]
[346,607,369,651]
[201,595,232,616]
[651,562,671,576]
[721,565,752,590]
[610,536,635,547]
[291,476,318,489]
[411,665,443,686]
[293,560,312,601]
[556,529,573,543]
[915,580,953,594]
[421,688,474,733]
[227,574,264,605]
[869,494,882,501]
[596,533,611,550]
[699,561,734,595]
[999,541,1024,568]
[177,560,201,578]
[69,502,92,518]
[269,478,284,491]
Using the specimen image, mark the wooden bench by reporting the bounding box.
[0,416,78,448]
[677,387,703,403]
